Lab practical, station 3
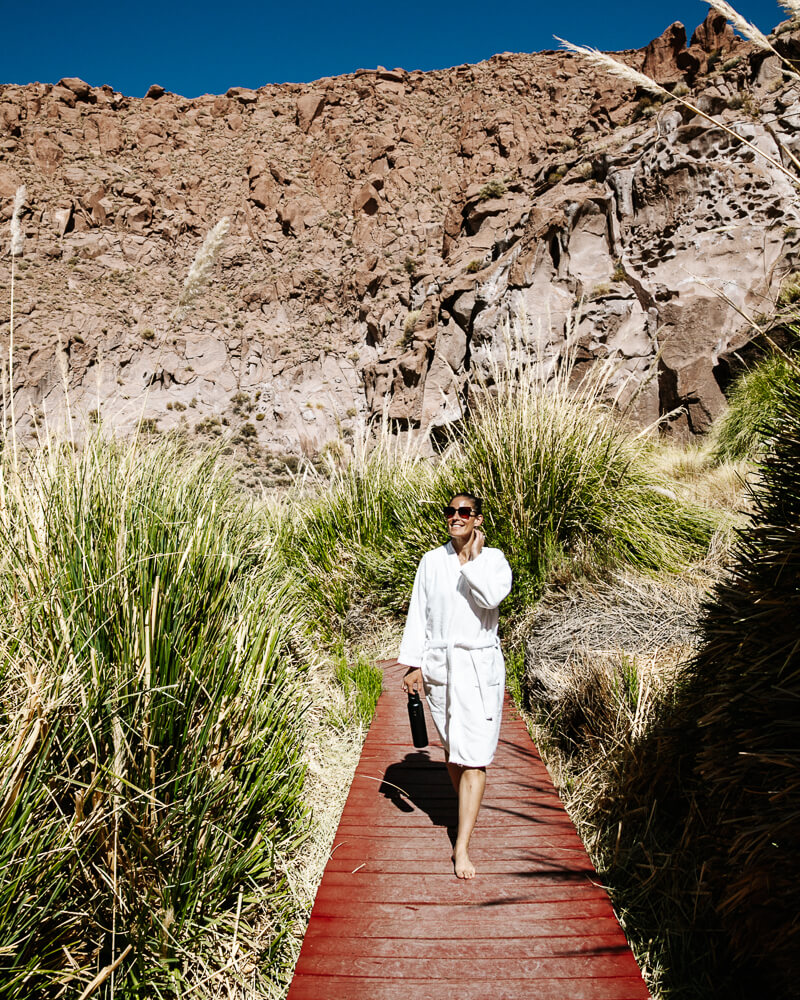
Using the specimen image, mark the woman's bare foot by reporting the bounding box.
[452,846,476,879]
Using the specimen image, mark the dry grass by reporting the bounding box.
[523,570,702,753]
[0,438,310,1000]
[276,621,398,997]
[517,569,716,998]
[644,443,752,514]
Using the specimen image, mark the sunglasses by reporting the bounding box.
[443,506,477,519]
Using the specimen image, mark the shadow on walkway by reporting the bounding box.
[380,751,457,842]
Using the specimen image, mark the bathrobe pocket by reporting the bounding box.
[474,646,504,688]
[421,650,447,710]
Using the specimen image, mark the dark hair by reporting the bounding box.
[448,491,483,515]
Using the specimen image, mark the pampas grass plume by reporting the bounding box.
[558,30,800,188]
[555,38,669,97]
[779,0,800,18]
[10,186,26,257]
[176,216,230,314]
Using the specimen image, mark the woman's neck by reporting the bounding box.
[450,532,471,563]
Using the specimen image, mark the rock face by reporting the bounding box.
[0,14,798,454]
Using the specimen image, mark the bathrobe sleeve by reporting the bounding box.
[398,555,428,668]
[460,548,512,610]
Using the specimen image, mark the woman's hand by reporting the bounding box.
[468,528,485,561]
[402,667,423,694]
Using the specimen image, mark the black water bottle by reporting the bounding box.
[407,691,428,748]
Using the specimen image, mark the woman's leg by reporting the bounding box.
[446,760,460,793]
[446,762,486,879]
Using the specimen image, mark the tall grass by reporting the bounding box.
[710,349,799,462]
[445,353,716,602]
[520,572,724,998]
[518,366,800,999]
[280,429,439,632]
[688,363,800,995]
[284,347,718,632]
[0,437,308,998]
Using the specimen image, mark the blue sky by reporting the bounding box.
[0,0,788,98]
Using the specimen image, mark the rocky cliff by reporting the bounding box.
[1,12,799,460]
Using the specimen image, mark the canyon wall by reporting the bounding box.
[1,13,799,456]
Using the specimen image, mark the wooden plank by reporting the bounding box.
[324,857,596,875]
[288,976,650,1000]
[306,899,620,922]
[326,841,589,861]
[328,830,586,848]
[302,899,622,940]
[343,790,567,809]
[293,954,647,980]
[300,915,628,941]
[300,933,635,959]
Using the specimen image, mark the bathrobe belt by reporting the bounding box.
[423,637,500,721]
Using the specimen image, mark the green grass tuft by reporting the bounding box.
[710,349,798,463]
[334,653,384,725]
[0,437,308,998]
[284,345,718,628]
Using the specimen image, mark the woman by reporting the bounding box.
[399,493,512,879]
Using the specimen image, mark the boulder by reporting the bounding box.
[642,22,693,85]
[247,152,279,211]
[59,77,92,102]
[227,87,258,104]
[691,10,737,53]
[30,135,64,175]
[353,181,381,215]
[296,92,325,132]
[0,166,21,203]
[53,203,74,236]
[51,85,76,107]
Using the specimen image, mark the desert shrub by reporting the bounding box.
[710,349,798,463]
[231,390,252,415]
[476,179,506,201]
[687,364,800,995]
[779,271,800,305]
[235,420,258,441]
[138,416,159,434]
[400,309,421,347]
[0,439,308,998]
[523,573,699,752]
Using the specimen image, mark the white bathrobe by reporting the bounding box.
[398,542,513,768]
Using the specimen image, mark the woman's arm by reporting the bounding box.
[398,556,427,690]
[460,547,513,610]
[398,559,426,667]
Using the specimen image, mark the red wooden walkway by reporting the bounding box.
[287,660,651,1000]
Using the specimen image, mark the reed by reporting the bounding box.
[0,436,308,998]
[688,363,800,994]
[445,346,716,603]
